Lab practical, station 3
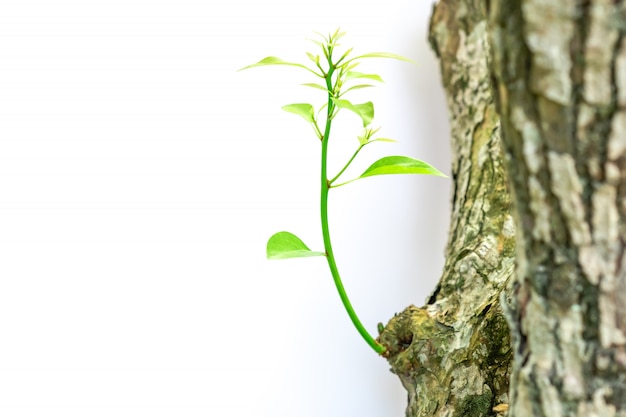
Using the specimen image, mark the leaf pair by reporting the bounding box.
[281,99,374,130]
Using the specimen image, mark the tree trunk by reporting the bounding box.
[379,2,515,416]
[379,0,626,416]
[491,0,626,415]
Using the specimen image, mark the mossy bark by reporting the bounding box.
[379,0,626,416]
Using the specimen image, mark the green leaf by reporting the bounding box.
[332,99,374,127]
[305,52,320,65]
[313,31,329,43]
[344,71,384,82]
[359,156,447,179]
[332,155,447,187]
[267,231,325,259]
[309,38,326,50]
[352,52,413,62]
[238,56,322,77]
[342,84,374,94]
[331,28,346,41]
[282,103,315,123]
[357,127,380,145]
[370,138,397,143]
[301,83,329,92]
[353,102,374,126]
[336,47,353,64]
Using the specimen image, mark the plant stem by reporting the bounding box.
[329,143,364,185]
[320,51,386,355]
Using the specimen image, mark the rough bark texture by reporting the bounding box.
[379,0,626,416]
[490,0,626,416]
[378,2,515,416]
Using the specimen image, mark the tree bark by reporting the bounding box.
[490,0,626,415]
[379,2,515,416]
[379,0,626,416]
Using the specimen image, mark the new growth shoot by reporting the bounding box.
[240,29,446,355]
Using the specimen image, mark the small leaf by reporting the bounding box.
[239,56,321,77]
[239,56,303,69]
[331,28,346,41]
[267,231,325,260]
[282,103,315,123]
[357,126,380,144]
[352,52,413,62]
[359,156,447,179]
[370,138,397,143]
[332,99,374,127]
[342,84,374,94]
[344,71,384,82]
[306,52,319,64]
[336,47,353,64]
[301,83,329,92]
[309,38,326,49]
[353,102,374,126]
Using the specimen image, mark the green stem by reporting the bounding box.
[320,50,386,355]
[328,176,360,189]
[329,143,364,185]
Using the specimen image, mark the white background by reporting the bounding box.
[0,1,451,416]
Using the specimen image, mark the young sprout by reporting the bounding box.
[240,29,446,355]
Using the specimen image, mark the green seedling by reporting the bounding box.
[240,29,446,355]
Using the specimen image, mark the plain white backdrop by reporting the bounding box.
[0,1,450,416]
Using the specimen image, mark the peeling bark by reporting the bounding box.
[380,0,626,416]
